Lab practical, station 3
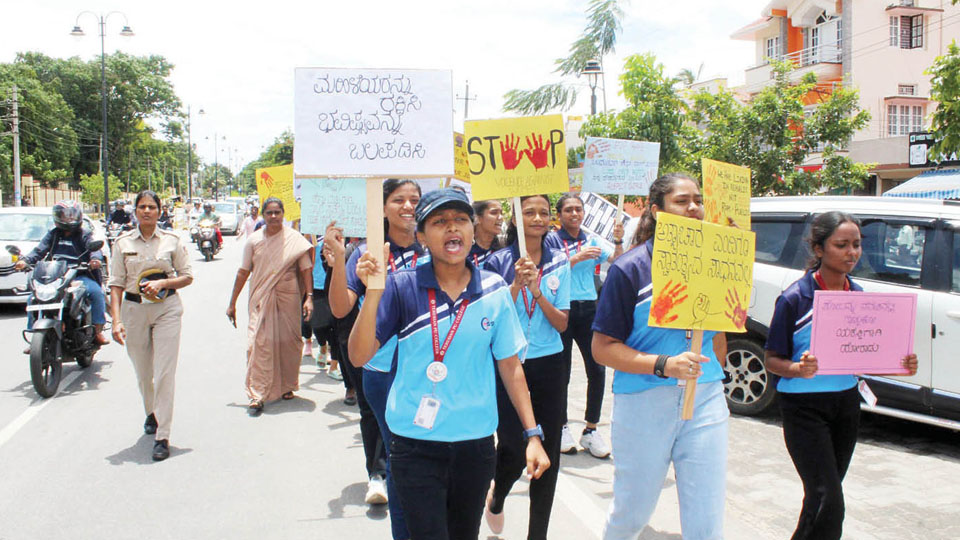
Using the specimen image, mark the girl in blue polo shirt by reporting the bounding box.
[483,194,571,540]
[765,211,917,540]
[327,179,428,539]
[468,199,504,267]
[348,188,549,540]
[592,173,728,540]
[546,193,624,458]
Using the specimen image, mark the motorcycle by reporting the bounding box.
[106,221,133,252]
[192,218,220,261]
[8,241,106,398]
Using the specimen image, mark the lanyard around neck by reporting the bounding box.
[388,251,418,273]
[427,289,470,365]
[814,270,850,291]
[520,268,544,319]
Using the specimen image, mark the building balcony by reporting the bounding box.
[743,45,841,93]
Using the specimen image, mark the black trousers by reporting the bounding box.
[559,300,605,425]
[491,353,565,540]
[310,289,338,353]
[390,435,496,540]
[780,387,860,540]
[335,309,386,478]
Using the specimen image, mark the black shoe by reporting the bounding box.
[152,439,169,461]
[344,390,357,406]
[144,413,158,435]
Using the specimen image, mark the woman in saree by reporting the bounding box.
[226,197,315,414]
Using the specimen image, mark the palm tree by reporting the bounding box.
[502,0,625,115]
[676,63,705,88]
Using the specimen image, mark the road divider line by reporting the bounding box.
[556,470,606,539]
[0,370,82,450]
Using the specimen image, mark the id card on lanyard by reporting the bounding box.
[518,268,543,363]
[414,289,470,430]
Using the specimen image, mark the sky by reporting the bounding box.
[3,0,768,172]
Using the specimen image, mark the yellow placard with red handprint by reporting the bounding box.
[465,115,568,200]
[702,158,751,229]
[256,164,300,221]
[648,212,754,333]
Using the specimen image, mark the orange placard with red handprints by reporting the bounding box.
[702,158,751,229]
[648,212,754,332]
[465,115,568,200]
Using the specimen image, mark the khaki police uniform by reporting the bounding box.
[108,227,193,441]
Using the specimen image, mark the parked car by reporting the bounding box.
[725,196,960,431]
[0,207,107,304]
[212,201,242,235]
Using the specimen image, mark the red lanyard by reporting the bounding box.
[427,289,470,364]
[473,254,480,267]
[520,268,544,319]
[565,238,601,275]
[814,271,850,291]
[388,252,418,273]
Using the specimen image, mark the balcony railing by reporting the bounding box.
[752,44,842,70]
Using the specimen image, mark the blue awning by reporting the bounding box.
[883,169,960,199]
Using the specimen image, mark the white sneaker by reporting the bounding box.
[365,475,388,505]
[579,430,611,459]
[560,425,577,455]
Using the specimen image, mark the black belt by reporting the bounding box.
[124,290,176,303]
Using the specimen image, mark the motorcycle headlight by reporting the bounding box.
[34,283,59,302]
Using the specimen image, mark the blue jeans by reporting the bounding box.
[363,368,409,540]
[27,275,106,329]
[603,381,729,540]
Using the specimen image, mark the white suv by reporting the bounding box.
[725,196,960,430]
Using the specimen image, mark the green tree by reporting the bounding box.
[15,52,181,183]
[0,64,79,199]
[579,53,693,173]
[79,172,122,206]
[503,0,624,114]
[927,40,960,160]
[689,60,872,195]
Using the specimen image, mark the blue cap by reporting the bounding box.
[415,188,474,227]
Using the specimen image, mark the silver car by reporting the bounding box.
[0,207,106,304]
[213,201,242,235]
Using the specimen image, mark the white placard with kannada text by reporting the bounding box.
[294,68,454,178]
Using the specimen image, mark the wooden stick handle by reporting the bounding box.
[513,196,527,258]
[681,329,703,420]
[365,178,386,290]
[616,194,624,222]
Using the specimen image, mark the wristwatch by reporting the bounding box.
[523,424,544,442]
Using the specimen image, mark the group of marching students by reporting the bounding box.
[309,173,919,540]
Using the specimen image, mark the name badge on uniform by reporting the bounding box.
[547,275,560,295]
[413,395,441,430]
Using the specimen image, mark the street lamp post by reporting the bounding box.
[581,59,603,115]
[186,105,194,203]
[70,11,133,214]
[206,133,225,200]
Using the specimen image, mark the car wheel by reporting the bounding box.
[723,338,778,416]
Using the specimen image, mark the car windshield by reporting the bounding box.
[0,214,53,241]
[214,203,235,214]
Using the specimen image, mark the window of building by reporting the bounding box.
[837,19,843,49]
[894,15,924,49]
[912,105,924,132]
[898,84,917,96]
[765,36,781,62]
[900,0,915,6]
[888,105,899,136]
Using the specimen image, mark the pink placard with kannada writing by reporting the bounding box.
[810,291,917,375]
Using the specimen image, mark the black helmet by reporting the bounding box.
[203,202,213,211]
[53,200,83,232]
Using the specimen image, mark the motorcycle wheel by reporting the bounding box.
[29,331,61,398]
[204,252,212,262]
[76,351,93,369]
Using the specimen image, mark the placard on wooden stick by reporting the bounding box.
[293,67,454,289]
[648,212,755,419]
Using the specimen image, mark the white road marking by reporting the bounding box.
[556,471,607,539]
[0,369,83,450]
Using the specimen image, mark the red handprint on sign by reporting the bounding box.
[523,133,552,170]
[724,287,747,329]
[499,134,524,170]
[651,280,688,325]
[260,172,275,189]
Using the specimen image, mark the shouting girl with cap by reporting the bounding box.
[349,188,549,540]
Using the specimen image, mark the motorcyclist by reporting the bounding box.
[198,202,223,246]
[159,205,173,229]
[15,200,109,352]
[108,201,132,226]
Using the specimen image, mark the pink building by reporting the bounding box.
[732,0,960,194]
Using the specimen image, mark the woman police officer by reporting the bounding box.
[109,190,194,462]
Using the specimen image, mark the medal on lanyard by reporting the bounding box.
[388,251,419,273]
[427,289,470,383]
